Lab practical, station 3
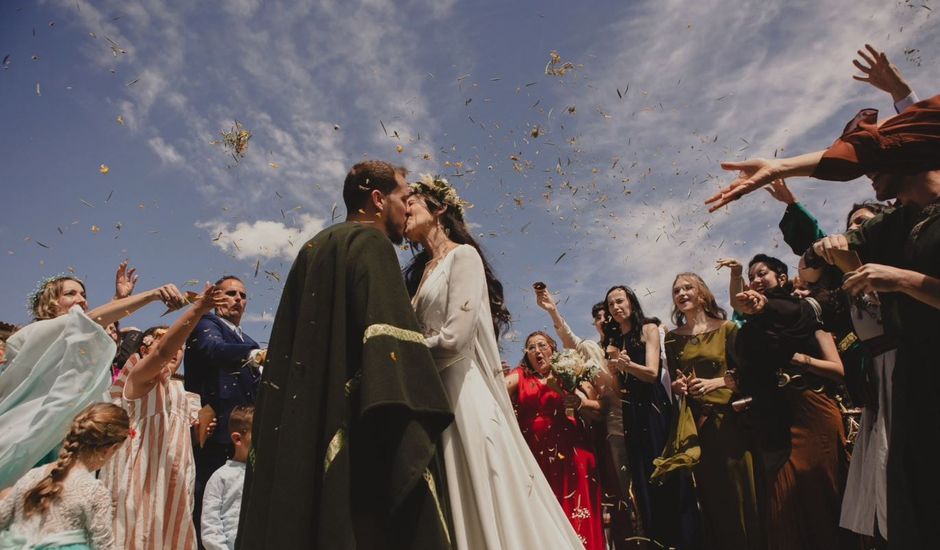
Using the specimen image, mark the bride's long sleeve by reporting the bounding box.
[424,246,486,355]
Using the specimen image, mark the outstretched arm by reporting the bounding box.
[86,284,186,327]
[706,151,826,212]
[126,285,223,397]
[844,264,940,310]
[534,286,580,350]
[716,258,746,312]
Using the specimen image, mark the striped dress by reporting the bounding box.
[100,361,200,549]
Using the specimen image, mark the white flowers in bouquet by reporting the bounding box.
[550,349,601,393]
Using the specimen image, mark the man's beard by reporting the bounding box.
[385,216,404,244]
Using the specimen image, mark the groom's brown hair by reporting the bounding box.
[342,160,408,212]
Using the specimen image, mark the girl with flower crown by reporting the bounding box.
[0,272,187,490]
[0,402,130,549]
[404,175,583,549]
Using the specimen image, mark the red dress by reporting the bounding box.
[513,367,605,550]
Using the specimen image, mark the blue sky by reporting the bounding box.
[1,0,937,357]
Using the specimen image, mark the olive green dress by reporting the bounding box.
[664,321,764,550]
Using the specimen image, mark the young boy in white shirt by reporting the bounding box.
[201,405,253,550]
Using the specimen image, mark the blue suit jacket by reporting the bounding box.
[184,312,260,445]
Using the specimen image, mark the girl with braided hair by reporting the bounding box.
[0,402,129,549]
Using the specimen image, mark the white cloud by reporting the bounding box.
[197,213,326,260]
[147,137,183,165]
[242,310,274,323]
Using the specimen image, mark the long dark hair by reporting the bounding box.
[403,192,511,338]
[602,285,660,350]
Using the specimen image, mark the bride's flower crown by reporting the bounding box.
[411,174,473,219]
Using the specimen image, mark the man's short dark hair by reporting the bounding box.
[214,275,243,286]
[591,302,606,318]
[342,160,408,213]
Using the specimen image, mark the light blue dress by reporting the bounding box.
[0,307,114,490]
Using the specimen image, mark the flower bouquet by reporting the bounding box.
[550,349,601,393]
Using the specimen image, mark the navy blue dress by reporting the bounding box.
[613,333,701,550]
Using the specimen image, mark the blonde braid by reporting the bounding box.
[23,403,129,517]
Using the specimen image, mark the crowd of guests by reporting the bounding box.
[0,43,937,550]
[1,267,265,550]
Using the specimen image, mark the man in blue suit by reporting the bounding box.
[184,275,265,544]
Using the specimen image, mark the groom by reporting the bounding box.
[237,160,454,549]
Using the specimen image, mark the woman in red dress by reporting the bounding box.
[507,331,605,550]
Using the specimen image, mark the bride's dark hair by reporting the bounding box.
[403,189,511,338]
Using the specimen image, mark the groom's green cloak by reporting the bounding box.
[236,222,454,549]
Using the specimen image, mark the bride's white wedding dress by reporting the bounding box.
[412,244,583,549]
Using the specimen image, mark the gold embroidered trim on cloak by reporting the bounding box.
[362,324,426,345]
[424,468,451,544]
[324,427,346,475]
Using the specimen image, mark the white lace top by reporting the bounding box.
[0,464,115,550]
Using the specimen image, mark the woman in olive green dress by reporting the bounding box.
[664,272,763,550]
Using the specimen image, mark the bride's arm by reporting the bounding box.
[425,246,488,353]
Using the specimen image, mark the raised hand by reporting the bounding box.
[706,158,783,212]
[764,179,796,205]
[715,258,743,276]
[155,284,187,310]
[193,283,225,314]
[852,44,912,103]
[534,287,557,313]
[114,260,139,299]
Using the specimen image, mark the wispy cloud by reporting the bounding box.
[196,213,326,260]
[147,136,183,165]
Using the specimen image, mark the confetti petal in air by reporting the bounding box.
[545,51,576,77]
[98,164,110,174]
[211,120,252,160]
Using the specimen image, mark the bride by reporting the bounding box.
[403,175,583,549]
